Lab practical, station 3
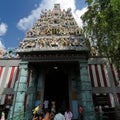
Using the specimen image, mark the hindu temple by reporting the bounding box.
[0,4,120,120]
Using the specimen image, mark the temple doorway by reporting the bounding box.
[44,69,69,113]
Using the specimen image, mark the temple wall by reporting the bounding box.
[0,58,120,110]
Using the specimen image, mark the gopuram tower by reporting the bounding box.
[9,4,96,120]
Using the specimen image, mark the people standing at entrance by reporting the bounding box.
[50,111,55,120]
[43,98,49,112]
[78,105,83,120]
[32,112,39,120]
[32,103,43,117]
[54,108,65,120]
[42,109,51,120]
[51,101,56,113]
[64,108,73,120]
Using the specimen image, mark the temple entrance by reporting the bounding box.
[44,69,69,113]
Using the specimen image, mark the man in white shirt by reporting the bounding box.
[54,109,65,120]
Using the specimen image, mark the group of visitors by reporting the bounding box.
[32,107,73,120]
[0,99,83,120]
[32,100,74,120]
[32,98,84,120]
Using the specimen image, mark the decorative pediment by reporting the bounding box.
[17,4,88,53]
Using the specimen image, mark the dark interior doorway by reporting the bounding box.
[44,69,69,113]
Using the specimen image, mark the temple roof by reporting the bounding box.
[17,4,88,53]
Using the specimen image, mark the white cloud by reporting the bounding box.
[0,40,5,48]
[73,7,88,28]
[0,22,8,36]
[17,0,87,31]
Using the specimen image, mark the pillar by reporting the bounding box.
[78,62,96,120]
[26,69,39,119]
[11,61,28,119]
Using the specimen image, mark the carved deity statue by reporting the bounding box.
[0,47,7,58]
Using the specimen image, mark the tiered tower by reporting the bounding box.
[17,4,87,53]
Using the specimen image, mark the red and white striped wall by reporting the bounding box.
[88,63,119,107]
[0,66,19,107]
[0,65,32,109]
[88,64,118,87]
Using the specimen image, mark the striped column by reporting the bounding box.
[78,62,96,120]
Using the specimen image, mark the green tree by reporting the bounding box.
[82,0,120,79]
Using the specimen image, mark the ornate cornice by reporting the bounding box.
[20,51,88,62]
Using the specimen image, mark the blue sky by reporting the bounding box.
[0,0,87,49]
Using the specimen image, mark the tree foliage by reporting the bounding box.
[81,0,120,74]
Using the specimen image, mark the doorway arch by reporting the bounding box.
[44,69,69,113]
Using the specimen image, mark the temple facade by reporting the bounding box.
[0,4,120,120]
